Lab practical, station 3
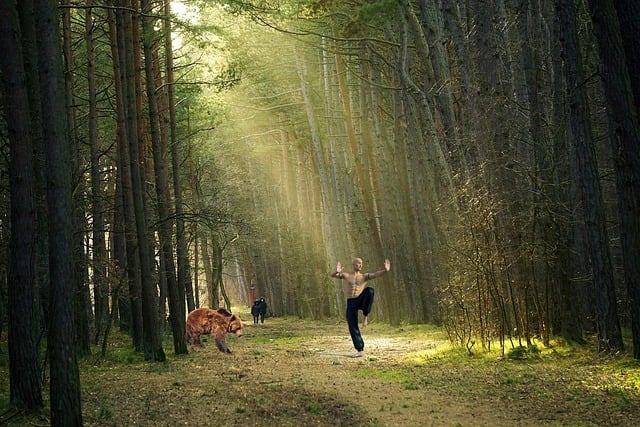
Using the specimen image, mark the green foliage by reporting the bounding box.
[212,61,242,91]
[305,402,322,413]
[342,0,400,37]
[507,345,541,360]
[98,405,114,421]
[354,0,400,24]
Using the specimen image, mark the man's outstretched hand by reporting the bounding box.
[384,259,391,271]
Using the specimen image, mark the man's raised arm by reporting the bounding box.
[368,259,390,279]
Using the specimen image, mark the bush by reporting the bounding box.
[507,345,540,360]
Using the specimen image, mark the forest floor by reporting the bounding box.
[2,307,640,426]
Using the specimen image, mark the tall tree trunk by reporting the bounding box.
[556,0,623,353]
[212,241,230,310]
[549,3,584,343]
[614,0,640,116]
[111,6,143,350]
[16,0,49,342]
[418,0,457,145]
[164,0,195,313]
[587,0,640,358]
[0,0,43,411]
[85,0,109,346]
[201,233,217,308]
[332,30,384,257]
[34,0,83,422]
[141,0,187,355]
[515,0,551,345]
[61,0,92,358]
[123,0,165,362]
[112,170,130,333]
[193,229,201,308]
[614,0,640,358]
[294,43,336,250]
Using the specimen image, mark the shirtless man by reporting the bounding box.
[331,257,391,357]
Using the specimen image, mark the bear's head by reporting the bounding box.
[227,314,243,337]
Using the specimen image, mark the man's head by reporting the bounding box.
[352,258,363,271]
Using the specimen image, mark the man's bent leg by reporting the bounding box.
[361,287,375,316]
[360,287,375,327]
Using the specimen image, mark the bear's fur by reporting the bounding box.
[185,307,244,353]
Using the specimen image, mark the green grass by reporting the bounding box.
[1,319,639,426]
[248,335,306,345]
[305,402,323,414]
[354,368,418,389]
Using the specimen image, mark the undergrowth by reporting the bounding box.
[1,317,639,426]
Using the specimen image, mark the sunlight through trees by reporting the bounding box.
[1,0,639,418]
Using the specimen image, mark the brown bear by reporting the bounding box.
[185,307,244,353]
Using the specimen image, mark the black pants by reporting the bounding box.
[346,287,374,352]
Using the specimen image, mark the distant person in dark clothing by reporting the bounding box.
[251,300,260,324]
[258,297,267,324]
[331,258,390,358]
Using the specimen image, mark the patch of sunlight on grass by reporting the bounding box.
[590,357,640,398]
[373,322,446,340]
[402,341,463,366]
[402,335,589,367]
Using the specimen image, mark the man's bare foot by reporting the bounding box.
[351,351,364,358]
[363,316,368,328]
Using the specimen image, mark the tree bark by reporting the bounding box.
[164,0,196,314]
[123,0,165,362]
[141,0,187,355]
[0,0,43,411]
[85,0,109,347]
[556,0,623,353]
[34,0,83,421]
[111,6,144,350]
[332,29,384,257]
[587,0,640,358]
[614,0,640,116]
[61,0,92,358]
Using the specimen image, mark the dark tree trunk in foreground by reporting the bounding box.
[34,0,83,422]
[556,0,623,353]
[17,0,49,343]
[614,0,640,115]
[588,0,640,358]
[0,0,43,411]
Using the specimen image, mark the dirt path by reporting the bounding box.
[77,311,640,426]
[231,317,536,426]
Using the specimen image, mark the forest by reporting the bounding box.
[0,0,639,425]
